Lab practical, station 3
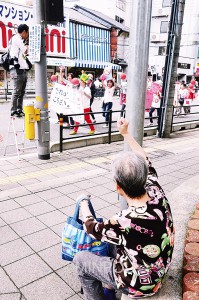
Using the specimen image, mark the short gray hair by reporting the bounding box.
[112,151,148,198]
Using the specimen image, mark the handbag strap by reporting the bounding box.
[73,199,97,221]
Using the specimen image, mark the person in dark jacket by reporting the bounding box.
[88,74,96,123]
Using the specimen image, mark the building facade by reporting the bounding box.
[149,0,199,82]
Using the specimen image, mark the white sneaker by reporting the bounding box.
[102,124,108,128]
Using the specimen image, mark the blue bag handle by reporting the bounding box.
[73,198,97,221]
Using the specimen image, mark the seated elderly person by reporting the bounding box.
[73,117,175,300]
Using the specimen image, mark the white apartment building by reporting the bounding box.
[64,0,132,27]
[149,0,199,82]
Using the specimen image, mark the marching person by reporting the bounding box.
[101,79,115,127]
[87,74,97,123]
[10,24,29,118]
[70,74,95,135]
[73,117,175,300]
[57,68,75,127]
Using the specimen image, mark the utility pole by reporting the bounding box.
[33,0,50,159]
[159,0,185,138]
[125,0,152,149]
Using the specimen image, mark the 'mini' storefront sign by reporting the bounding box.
[0,1,69,58]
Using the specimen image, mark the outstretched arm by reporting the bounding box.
[117,117,147,159]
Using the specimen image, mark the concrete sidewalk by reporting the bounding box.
[0,128,199,299]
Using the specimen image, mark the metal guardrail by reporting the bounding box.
[59,110,122,152]
[58,103,199,152]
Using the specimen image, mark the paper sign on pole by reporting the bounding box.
[50,83,84,123]
[29,25,41,62]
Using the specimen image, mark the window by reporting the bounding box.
[116,0,126,12]
[158,46,166,56]
[160,21,168,33]
[115,15,124,24]
[162,0,171,7]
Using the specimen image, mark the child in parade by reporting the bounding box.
[101,79,115,127]
[70,73,95,135]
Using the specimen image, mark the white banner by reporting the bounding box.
[50,83,84,123]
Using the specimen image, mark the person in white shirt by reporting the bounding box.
[10,24,29,118]
[101,79,115,127]
[70,74,95,135]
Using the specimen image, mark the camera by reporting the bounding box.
[10,57,20,69]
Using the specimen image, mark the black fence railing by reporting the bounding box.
[59,110,123,152]
[59,104,199,152]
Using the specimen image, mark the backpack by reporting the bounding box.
[0,51,11,71]
[0,36,13,72]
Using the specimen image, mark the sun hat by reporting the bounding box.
[79,73,89,83]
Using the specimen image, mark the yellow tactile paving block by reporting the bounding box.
[0,157,111,185]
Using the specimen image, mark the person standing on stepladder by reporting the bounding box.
[10,24,29,118]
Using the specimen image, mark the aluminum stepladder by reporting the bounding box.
[3,116,37,160]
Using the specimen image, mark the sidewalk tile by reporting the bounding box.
[60,204,77,217]
[3,169,26,176]
[67,295,83,300]
[0,226,19,245]
[0,239,33,266]
[74,179,98,189]
[39,243,69,270]
[37,210,66,227]
[0,294,21,300]
[57,263,81,291]
[0,217,6,227]
[36,189,63,200]
[97,205,119,219]
[0,171,8,178]
[38,174,59,182]
[25,201,55,216]
[102,180,116,192]
[55,184,80,195]
[90,176,113,185]
[66,190,89,201]
[0,183,22,191]
[100,191,118,204]
[0,267,18,294]
[5,254,52,288]
[10,217,46,237]
[23,228,60,252]
[14,194,43,207]
[50,222,64,237]
[0,207,32,224]
[6,186,31,199]
[91,197,112,211]
[19,178,40,186]
[0,199,20,213]
[47,196,75,209]
[21,273,74,300]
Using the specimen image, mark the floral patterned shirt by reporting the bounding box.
[84,159,175,298]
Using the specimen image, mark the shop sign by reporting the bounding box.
[47,57,75,67]
[0,1,69,58]
[178,62,191,69]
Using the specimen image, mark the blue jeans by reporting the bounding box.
[10,68,27,113]
[102,102,113,124]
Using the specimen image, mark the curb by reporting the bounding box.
[183,203,199,299]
